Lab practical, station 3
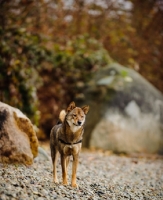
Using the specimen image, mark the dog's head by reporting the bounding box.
[64,102,89,132]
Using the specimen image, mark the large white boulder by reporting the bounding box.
[81,63,163,154]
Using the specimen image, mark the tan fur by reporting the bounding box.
[59,110,66,123]
[50,102,89,187]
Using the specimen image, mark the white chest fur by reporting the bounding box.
[67,120,81,133]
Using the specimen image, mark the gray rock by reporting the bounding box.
[78,63,163,153]
[34,147,50,161]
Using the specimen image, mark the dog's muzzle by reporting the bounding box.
[73,121,82,126]
[73,122,82,126]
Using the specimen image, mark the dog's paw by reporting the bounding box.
[63,181,68,185]
[53,178,59,184]
[71,183,78,188]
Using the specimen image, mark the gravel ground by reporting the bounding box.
[0,147,163,200]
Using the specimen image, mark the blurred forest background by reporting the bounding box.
[0,0,163,138]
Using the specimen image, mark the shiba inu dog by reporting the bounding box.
[50,102,89,188]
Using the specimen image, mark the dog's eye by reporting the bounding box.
[73,114,77,117]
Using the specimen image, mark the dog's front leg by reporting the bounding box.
[61,154,68,185]
[66,156,70,170]
[52,149,58,183]
[71,154,78,188]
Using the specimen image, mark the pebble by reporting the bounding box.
[0,150,163,200]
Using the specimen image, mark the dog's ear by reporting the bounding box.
[82,105,89,115]
[67,101,76,112]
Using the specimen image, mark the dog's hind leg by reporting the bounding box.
[71,154,79,188]
[61,154,68,185]
[52,150,59,183]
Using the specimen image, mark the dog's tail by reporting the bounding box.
[59,110,66,123]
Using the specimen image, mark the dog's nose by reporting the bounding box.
[78,121,82,125]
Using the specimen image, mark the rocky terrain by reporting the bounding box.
[0,146,163,200]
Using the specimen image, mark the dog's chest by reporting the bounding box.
[63,144,81,156]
